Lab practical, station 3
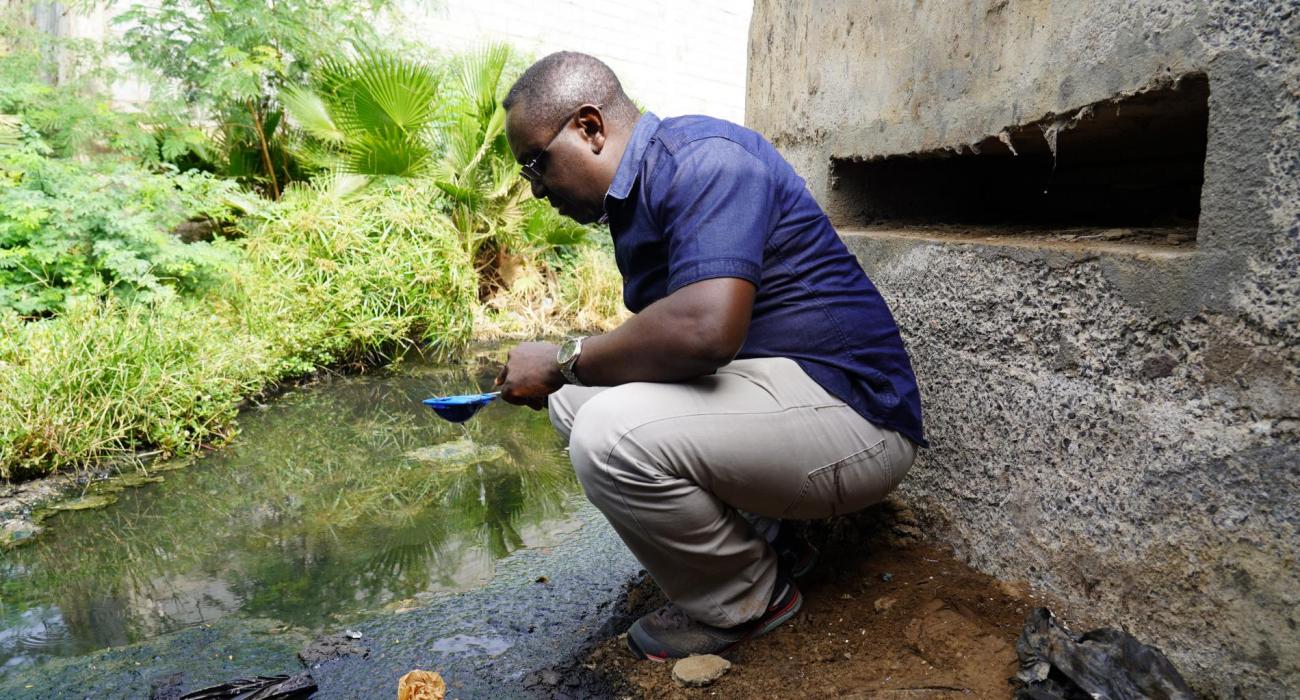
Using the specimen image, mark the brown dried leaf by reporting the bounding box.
[397,669,446,700]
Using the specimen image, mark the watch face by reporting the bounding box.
[558,338,579,364]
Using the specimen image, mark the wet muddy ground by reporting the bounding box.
[582,502,1053,700]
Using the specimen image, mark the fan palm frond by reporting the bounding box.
[349,52,440,134]
[455,44,512,121]
[348,128,433,177]
[0,115,22,147]
[285,51,440,178]
[281,86,346,143]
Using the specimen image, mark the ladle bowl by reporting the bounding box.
[421,392,501,423]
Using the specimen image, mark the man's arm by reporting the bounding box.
[496,277,756,407]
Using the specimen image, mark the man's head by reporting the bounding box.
[504,52,641,224]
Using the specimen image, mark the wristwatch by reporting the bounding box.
[556,336,587,386]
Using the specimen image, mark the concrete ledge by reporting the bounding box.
[840,227,1198,261]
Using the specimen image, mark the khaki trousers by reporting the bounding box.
[549,356,916,628]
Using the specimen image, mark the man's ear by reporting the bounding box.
[576,104,606,154]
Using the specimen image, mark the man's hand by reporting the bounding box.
[495,341,565,410]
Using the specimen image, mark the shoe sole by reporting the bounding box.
[752,584,803,638]
[626,586,803,663]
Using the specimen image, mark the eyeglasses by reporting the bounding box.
[518,104,600,183]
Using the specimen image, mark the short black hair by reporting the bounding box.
[504,52,640,130]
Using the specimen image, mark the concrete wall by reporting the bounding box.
[746,1,1298,697]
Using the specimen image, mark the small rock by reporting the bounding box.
[540,669,561,686]
[671,654,731,688]
[298,632,369,666]
[344,629,363,639]
[148,671,185,700]
[535,575,550,584]
[873,596,898,613]
[1,518,40,546]
[881,572,894,582]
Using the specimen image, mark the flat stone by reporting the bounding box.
[671,654,731,688]
[404,438,507,466]
[1,517,41,547]
[874,596,898,612]
[47,494,118,511]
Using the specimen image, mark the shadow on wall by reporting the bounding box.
[829,74,1209,237]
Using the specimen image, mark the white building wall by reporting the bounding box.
[398,0,753,123]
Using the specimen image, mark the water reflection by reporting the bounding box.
[0,352,580,670]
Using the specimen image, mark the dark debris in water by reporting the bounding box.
[149,671,315,700]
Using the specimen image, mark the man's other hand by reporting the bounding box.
[496,341,565,410]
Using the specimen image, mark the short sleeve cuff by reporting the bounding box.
[667,257,762,293]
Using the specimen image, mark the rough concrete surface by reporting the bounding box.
[748,1,1299,697]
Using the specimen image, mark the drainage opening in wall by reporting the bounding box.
[829,73,1208,247]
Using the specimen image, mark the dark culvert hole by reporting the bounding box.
[829,73,1208,243]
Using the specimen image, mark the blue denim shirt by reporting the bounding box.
[603,113,926,447]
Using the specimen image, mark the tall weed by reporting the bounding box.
[238,176,477,372]
[475,243,627,339]
[0,298,273,479]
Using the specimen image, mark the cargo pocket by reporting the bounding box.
[781,439,890,520]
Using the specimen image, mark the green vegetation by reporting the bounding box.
[0,149,249,316]
[115,0,400,196]
[0,178,478,478]
[0,3,625,480]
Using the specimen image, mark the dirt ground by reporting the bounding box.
[587,502,1049,699]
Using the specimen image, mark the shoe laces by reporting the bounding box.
[650,602,696,630]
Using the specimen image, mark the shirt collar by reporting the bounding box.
[605,112,661,205]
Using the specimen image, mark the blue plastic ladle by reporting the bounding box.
[421,391,501,423]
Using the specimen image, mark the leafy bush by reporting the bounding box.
[476,241,628,339]
[0,149,250,316]
[284,44,599,292]
[236,175,478,374]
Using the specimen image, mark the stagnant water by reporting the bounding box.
[0,350,582,673]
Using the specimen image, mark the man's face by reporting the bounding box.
[506,104,609,224]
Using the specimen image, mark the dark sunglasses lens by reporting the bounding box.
[520,164,541,182]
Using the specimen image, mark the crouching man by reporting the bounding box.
[495,52,926,661]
